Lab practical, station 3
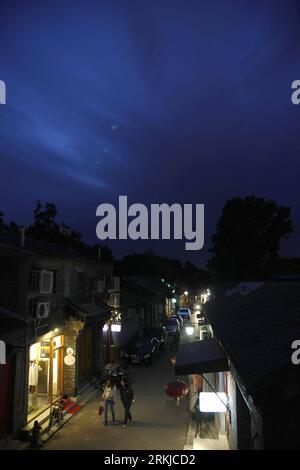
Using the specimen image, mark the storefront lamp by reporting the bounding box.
[184,291,188,296]
[111,323,121,332]
[199,392,227,412]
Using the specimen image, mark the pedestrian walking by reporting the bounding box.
[102,378,117,426]
[120,379,134,427]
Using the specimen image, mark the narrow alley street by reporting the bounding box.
[44,342,190,450]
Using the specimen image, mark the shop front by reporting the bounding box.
[28,333,64,420]
[175,338,231,450]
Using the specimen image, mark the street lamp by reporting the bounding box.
[102,319,122,362]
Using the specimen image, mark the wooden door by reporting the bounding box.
[0,356,15,438]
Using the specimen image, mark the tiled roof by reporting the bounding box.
[0,306,26,335]
[0,233,97,262]
[204,282,300,394]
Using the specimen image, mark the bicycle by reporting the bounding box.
[47,400,64,434]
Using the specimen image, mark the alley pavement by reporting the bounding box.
[44,341,190,450]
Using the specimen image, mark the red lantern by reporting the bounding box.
[164,381,189,402]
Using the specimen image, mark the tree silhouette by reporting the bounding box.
[0,211,4,232]
[208,196,294,280]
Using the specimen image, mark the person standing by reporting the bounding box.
[120,379,134,427]
[102,378,117,426]
[30,420,42,449]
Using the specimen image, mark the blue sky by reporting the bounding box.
[0,0,300,265]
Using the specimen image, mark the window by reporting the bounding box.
[77,272,85,291]
[90,277,95,291]
[109,292,120,308]
[31,271,40,292]
[108,276,120,291]
[40,271,54,294]
[31,270,54,293]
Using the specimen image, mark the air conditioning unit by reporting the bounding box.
[36,302,50,319]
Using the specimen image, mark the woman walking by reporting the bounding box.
[102,378,117,426]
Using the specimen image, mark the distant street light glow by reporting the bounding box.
[185,326,194,336]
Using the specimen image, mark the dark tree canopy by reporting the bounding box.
[117,250,211,291]
[0,201,114,263]
[208,196,294,281]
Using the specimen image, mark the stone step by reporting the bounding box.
[6,381,100,449]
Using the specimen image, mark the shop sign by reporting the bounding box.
[64,347,75,366]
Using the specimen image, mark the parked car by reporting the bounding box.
[165,318,180,336]
[144,326,168,350]
[170,313,184,328]
[124,337,160,365]
[177,307,191,321]
[200,325,211,340]
[196,313,206,325]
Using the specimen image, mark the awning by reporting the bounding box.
[175,339,229,376]
[65,299,111,324]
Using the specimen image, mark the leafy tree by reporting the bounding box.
[33,201,57,232]
[27,201,114,261]
[117,250,210,290]
[0,211,19,234]
[208,196,294,280]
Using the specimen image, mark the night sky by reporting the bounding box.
[1,0,300,266]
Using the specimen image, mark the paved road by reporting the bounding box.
[44,343,190,450]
